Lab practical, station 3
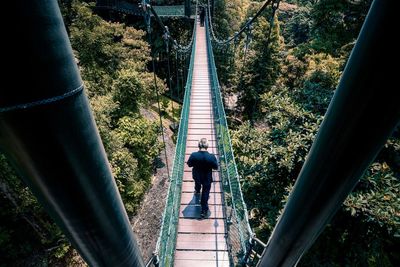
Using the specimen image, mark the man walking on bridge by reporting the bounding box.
[187,138,218,218]
[199,6,205,27]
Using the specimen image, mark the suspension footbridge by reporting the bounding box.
[153,8,254,265]
[0,0,397,266]
[174,20,228,267]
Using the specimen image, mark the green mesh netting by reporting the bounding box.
[155,16,197,267]
[205,14,253,264]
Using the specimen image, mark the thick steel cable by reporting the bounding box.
[164,32,176,124]
[175,50,181,103]
[148,32,171,181]
[148,5,194,53]
[140,0,198,184]
[251,0,280,123]
[179,53,184,99]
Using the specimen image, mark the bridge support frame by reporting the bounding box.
[185,0,191,17]
[0,1,144,266]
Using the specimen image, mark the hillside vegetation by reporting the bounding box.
[212,0,399,265]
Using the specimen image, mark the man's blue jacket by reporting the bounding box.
[187,151,218,184]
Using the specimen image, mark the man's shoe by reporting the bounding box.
[200,210,209,218]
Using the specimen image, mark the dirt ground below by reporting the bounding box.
[131,108,176,262]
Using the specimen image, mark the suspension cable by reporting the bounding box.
[163,28,176,125]
[141,1,198,263]
[175,49,180,104]
[139,0,198,179]
[179,53,184,99]
[144,3,194,53]
[252,0,280,123]
[237,27,250,101]
[207,0,278,46]
[264,0,281,51]
[144,18,171,181]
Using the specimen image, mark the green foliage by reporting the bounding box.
[284,5,312,46]
[70,2,125,95]
[112,68,145,115]
[232,87,321,238]
[0,154,68,265]
[69,1,159,99]
[161,97,169,115]
[292,53,342,115]
[309,0,372,55]
[213,0,248,40]
[115,116,160,183]
[54,243,70,259]
[302,137,400,266]
[89,95,159,215]
[302,209,397,266]
[212,0,249,86]
[237,12,283,121]
[68,0,165,218]
[89,94,120,154]
[109,149,142,214]
[346,164,399,234]
[222,0,399,265]
[68,1,163,217]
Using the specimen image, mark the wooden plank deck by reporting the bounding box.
[174,21,229,267]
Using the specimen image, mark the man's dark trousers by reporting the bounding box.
[195,179,211,213]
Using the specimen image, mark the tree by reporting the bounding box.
[310,0,372,55]
[237,8,283,121]
[212,0,249,86]
[284,5,312,46]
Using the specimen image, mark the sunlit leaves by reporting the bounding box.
[345,163,400,236]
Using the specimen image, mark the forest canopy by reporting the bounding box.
[212,0,399,265]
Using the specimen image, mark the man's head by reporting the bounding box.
[198,138,209,150]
